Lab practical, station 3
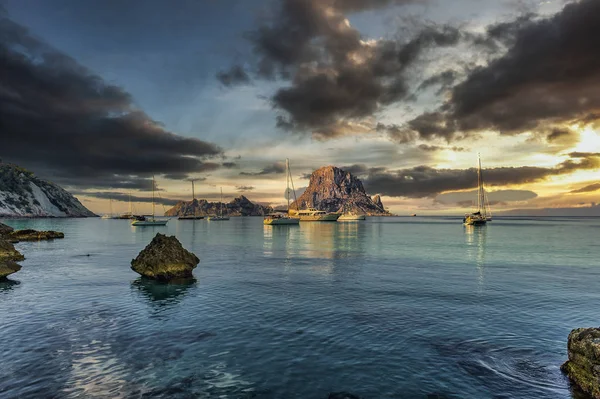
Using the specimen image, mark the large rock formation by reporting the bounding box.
[131,233,200,281]
[0,222,14,236]
[164,195,271,217]
[0,239,24,279]
[561,327,600,398]
[0,162,96,217]
[290,166,389,215]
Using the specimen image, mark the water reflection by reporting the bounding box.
[0,278,20,292]
[464,225,487,291]
[131,277,196,308]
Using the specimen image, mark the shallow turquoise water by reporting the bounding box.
[1,217,598,398]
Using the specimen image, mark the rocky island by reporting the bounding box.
[562,327,600,398]
[131,233,200,281]
[0,162,95,217]
[165,195,271,217]
[290,166,389,215]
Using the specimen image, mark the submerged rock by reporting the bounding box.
[131,233,199,281]
[0,260,22,279]
[7,229,64,242]
[561,327,600,398]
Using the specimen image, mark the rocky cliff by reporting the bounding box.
[290,166,388,215]
[164,195,271,217]
[0,163,96,217]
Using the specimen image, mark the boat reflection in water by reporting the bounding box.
[464,225,488,292]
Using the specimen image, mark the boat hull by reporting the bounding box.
[132,220,168,226]
[264,217,299,225]
[298,213,340,222]
[207,216,230,221]
[338,214,366,221]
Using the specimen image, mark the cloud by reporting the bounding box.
[418,144,466,152]
[73,191,180,206]
[569,183,600,194]
[240,161,286,176]
[436,189,538,204]
[405,0,600,141]
[221,0,467,140]
[216,65,251,87]
[0,13,223,190]
[236,185,255,192]
[364,152,600,198]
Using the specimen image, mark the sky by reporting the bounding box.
[1,0,599,215]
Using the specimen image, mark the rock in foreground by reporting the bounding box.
[7,229,64,242]
[0,260,22,279]
[561,327,600,398]
[131,233,199,281]
[0,239,24,279]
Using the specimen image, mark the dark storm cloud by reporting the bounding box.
[418,144,466,152]
[72,191,180,206]
[406,0,600,141]
[216,65,251,87]
[240,161,286,176]
[364,152,600,198]
[570,183,600,194]
[221,0,466,139]
[417,70,457,93]
[0,13,222,189]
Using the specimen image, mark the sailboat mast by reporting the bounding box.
[220,187,223,217]
[286,158,290,212]
[152,175,155,219]
[477,155,485,216]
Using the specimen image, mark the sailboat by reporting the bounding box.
[132,176,168,226]
[207,188,229,221]
[463,155,491,226]
[264,159,300,225]
[101,198,114,219]
[179,179,204,220]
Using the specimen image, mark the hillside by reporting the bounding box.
[164,195,271,217]
[290,166,389,215]
[0,163,95,217]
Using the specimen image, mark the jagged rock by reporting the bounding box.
[0,222,14,236]
[372,195,384,211]
[164,195,271,217]
[0,162,96,217]
[0,239,24,279]
[561,327,600,398]
[0,260,21,279]
[131,233,199,281]
[0,239,25,262]
[290,166,389,215]
[7,229,64,242]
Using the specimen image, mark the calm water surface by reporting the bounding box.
[1,217,599,398]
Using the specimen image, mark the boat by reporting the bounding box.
[264,159,300,226]
[102,198,115,219]
[463,155,491,226]
[179,179,204,220]
[132,176,168,226]
[338,213,366,221]
[207,188,230,221]
[291,208,340,222]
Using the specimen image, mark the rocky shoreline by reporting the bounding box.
[0,221,64,279]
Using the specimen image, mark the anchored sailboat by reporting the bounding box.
[264,159,300,225]
[179,179,203,220]
[208,188,229,221]
[463,155,491,226]
[101,198,114,219]
[132,176,168,226]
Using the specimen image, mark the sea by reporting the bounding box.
[0,216,598,399]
